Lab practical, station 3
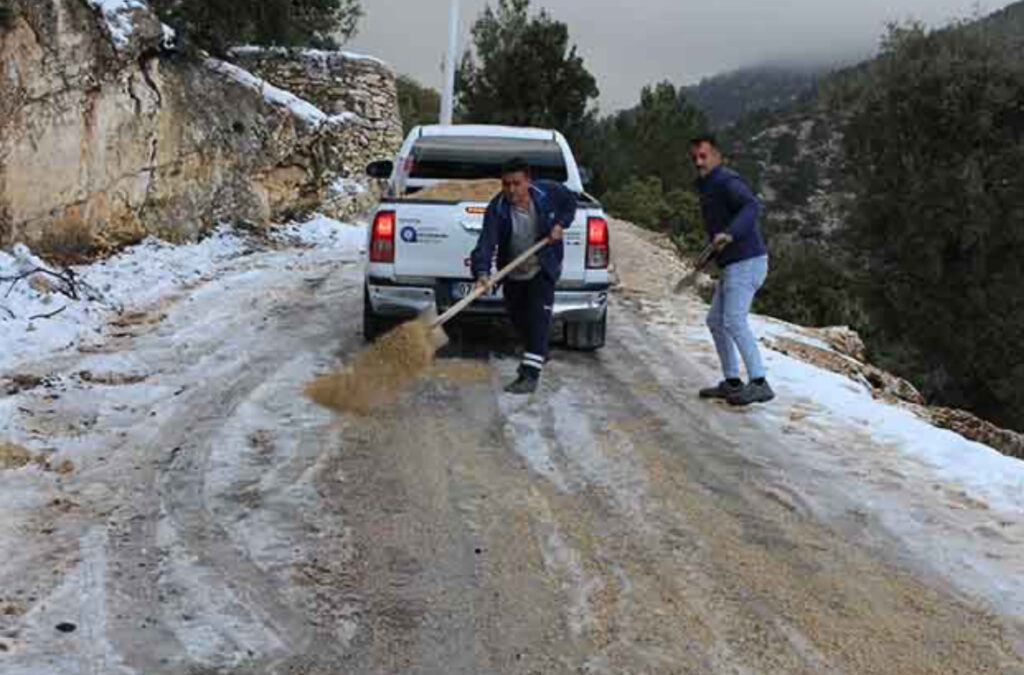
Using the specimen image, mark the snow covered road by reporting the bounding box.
[1,216,1023,674]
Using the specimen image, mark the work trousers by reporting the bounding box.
[503,272,556,375]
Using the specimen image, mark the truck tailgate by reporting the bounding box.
[390,201,589,284]
[392,201,486,279]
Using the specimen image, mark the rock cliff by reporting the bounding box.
[0,0,401,255]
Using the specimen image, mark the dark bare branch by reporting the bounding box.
[1,267,80,300]
[28,305,68,321]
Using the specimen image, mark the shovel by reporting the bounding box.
[430,237,550,335]
[672,242,717,294]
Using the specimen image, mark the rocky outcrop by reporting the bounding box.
[762,333,926,406]
[0,0,401,255]
[928,407,1024,460]
[228,46,402,137]
[228,45,404,220]
[764,325,1024,459]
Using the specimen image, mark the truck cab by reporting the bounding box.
[363,124,609,350]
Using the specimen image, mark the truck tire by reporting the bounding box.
[565,310,606,351]
[363,286,398,342]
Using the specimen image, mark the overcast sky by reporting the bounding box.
[346,0,1010,113]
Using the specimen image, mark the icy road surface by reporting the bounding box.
[1,217,1023,674]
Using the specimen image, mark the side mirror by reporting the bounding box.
[365,160,394,179]
[578,166,593,187]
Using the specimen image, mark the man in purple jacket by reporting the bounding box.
[690,135,774,405]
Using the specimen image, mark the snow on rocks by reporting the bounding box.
[328,177,369,197]
[750,317,1024,513]
[230,45,389,68]
[205,59,365,129]
[86,0,146,49]
[206,58,327,126]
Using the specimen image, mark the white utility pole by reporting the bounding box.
[440,0,460,125]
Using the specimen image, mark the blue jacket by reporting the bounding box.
[471,179,577,281]
[697,166,767,267]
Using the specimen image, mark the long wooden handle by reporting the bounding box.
[432,238,550,328]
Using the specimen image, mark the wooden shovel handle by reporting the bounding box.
[432,238,550,328]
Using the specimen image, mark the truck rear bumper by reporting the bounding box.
[367,282,608,322]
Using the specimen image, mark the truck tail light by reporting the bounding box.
[586,217,609,269]
[370,210,396,263]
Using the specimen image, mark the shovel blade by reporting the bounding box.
[672,271,698,294]
[419,307,450,351]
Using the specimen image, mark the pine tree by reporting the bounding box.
[0,0,14,29]
[843,22,1024,429]
[151,0,361,55]
[455,0,598,139]
[396,75,441,135]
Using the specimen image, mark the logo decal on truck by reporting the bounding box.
[400,226,418,243]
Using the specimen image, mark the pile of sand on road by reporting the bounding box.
[305,319,438,415]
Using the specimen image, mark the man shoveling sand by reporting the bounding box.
[304,224,555,414]
[305,157,575,413]
[469,157,577,394]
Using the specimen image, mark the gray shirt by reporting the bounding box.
[509,199,541,281]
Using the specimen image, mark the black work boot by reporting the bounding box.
[504,367,539,395]
[699,379,744,400]
[727,379,775,406]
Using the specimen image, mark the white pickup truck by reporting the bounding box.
[362,124,610,350]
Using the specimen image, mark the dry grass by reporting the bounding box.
[28,275,57,294]
[4,373,45,395]
[35,219,97,264]
[0,442,74,474]
[35,216,195,265]
[0,442,35,470]
[408,179,502,203]
[78,370,148,386]
[305,318,439,415]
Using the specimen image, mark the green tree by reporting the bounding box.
[753,237,865,328]
[455,0,598,140]
[843,22,1024,429]
[602,176,704,250]
[396,75,440,135]
[571,112,634,196]
[574,81,706,201]
[772,156,818,207]
[0,0,13,29]
[603,176,670,230]
[664,187,705,252]
[151,0,362,55]
[770,132,799,166]
[628,82,707,194]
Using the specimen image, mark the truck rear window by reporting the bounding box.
[408,136,569,182]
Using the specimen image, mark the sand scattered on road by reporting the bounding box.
[0,442,35,470]
[305,319,437,415]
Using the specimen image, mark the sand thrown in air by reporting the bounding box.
[305,319,438,415]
